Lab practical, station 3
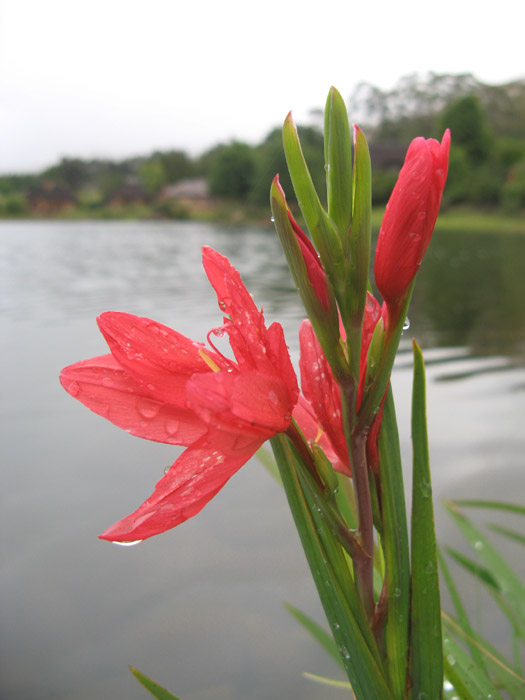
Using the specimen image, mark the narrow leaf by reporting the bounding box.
[444,547,499,590]
[443,635,505,700]
[438,550,488,674]
[282,113,346,300]
[409,341,443,699]
[453,500,525,516]
[444,501,525,630]
[378,386,410,700]
[130,667,182,700]
[270,434,394,700]
[255,445,282,486]
[486,522,525,546]
[302,672,353,689]
[442,613,525,697]
[324,86,353,241]
[285,603,344,669]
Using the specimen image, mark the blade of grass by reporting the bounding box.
[442,613,525,697]
[443,635,504,700]
[130,667,182,700]
[452,500,525,516]
[378,385,410,700]
[285,603,344,669]
[486,522,525,546]
[271,434,393,700]
[444,501,525,633]
[409,341,443,699]
[302,672,354,690]
[444,546,499,590]
[438,549,488,675]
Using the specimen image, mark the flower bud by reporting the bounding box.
[374,131,450,311]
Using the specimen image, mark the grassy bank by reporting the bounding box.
[2,204,524,234]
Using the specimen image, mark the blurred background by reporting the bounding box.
[1,1,524,699]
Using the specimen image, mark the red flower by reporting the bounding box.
[283,196,332,313]
[298,292,382,475]
[60,247,299,542]
[374,130,450,312]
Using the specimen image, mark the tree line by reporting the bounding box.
[1,72,524,218]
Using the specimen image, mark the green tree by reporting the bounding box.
[207,142,256,199]
[440,95,491,165]
[249,125,325,206]
[138,159,168,196]
[155,150,193,183]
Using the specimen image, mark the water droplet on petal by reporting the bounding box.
[165,418,179,436]
[101,377,113,387]
[267,390,279,406]
[68,381,80,397]
[136,398,161,420]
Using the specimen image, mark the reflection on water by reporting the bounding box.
[1,221,524,700]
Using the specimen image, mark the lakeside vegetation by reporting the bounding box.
[1,73,525,227]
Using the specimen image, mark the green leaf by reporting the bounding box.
[302,672,353,689]
[438,550,488,674]
[409,341,443,699]
[282,113,346,304]
[285,603,344,669]
[255,445,282,486]
[486,522,525,546]
[444,501,525,632]
[270,434,394,700]
[452,500,525,516]
[377,386,410,700]
[444,547,499,590]
[443,635,505,700]
[324,86,353,242]
[130,667,182,700]
[344,124,372,379]
[442,613,525,697]
[270,177,345,379]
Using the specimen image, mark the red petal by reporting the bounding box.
[60,354,207,445]
[298,320,349,470]
[293,396,351,476]
[186,368,294,437]
[99,429,263,542]
[97,312,219,405]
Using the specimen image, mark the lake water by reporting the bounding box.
[1,220,524,699]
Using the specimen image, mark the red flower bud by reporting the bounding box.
[286,207,332,312]
[374,130,450,309]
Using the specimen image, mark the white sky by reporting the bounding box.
[1,0,523,174]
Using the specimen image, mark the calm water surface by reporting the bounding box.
[1,220,524,699]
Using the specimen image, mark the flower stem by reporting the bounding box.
[338,379,375,620]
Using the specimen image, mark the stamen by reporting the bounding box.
[199,349,221,372]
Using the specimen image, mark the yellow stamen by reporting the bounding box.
[315,426,324,444]
[199,349,221,372]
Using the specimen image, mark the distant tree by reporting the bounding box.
[440,96,491,165]
[207,142,257,199]
[0,192,29,216]
[249,125,325,206]
[42,158,89,192]
[155,150,193,183]
[138,159,168,196]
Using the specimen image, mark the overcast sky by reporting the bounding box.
[1,0,523,174]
